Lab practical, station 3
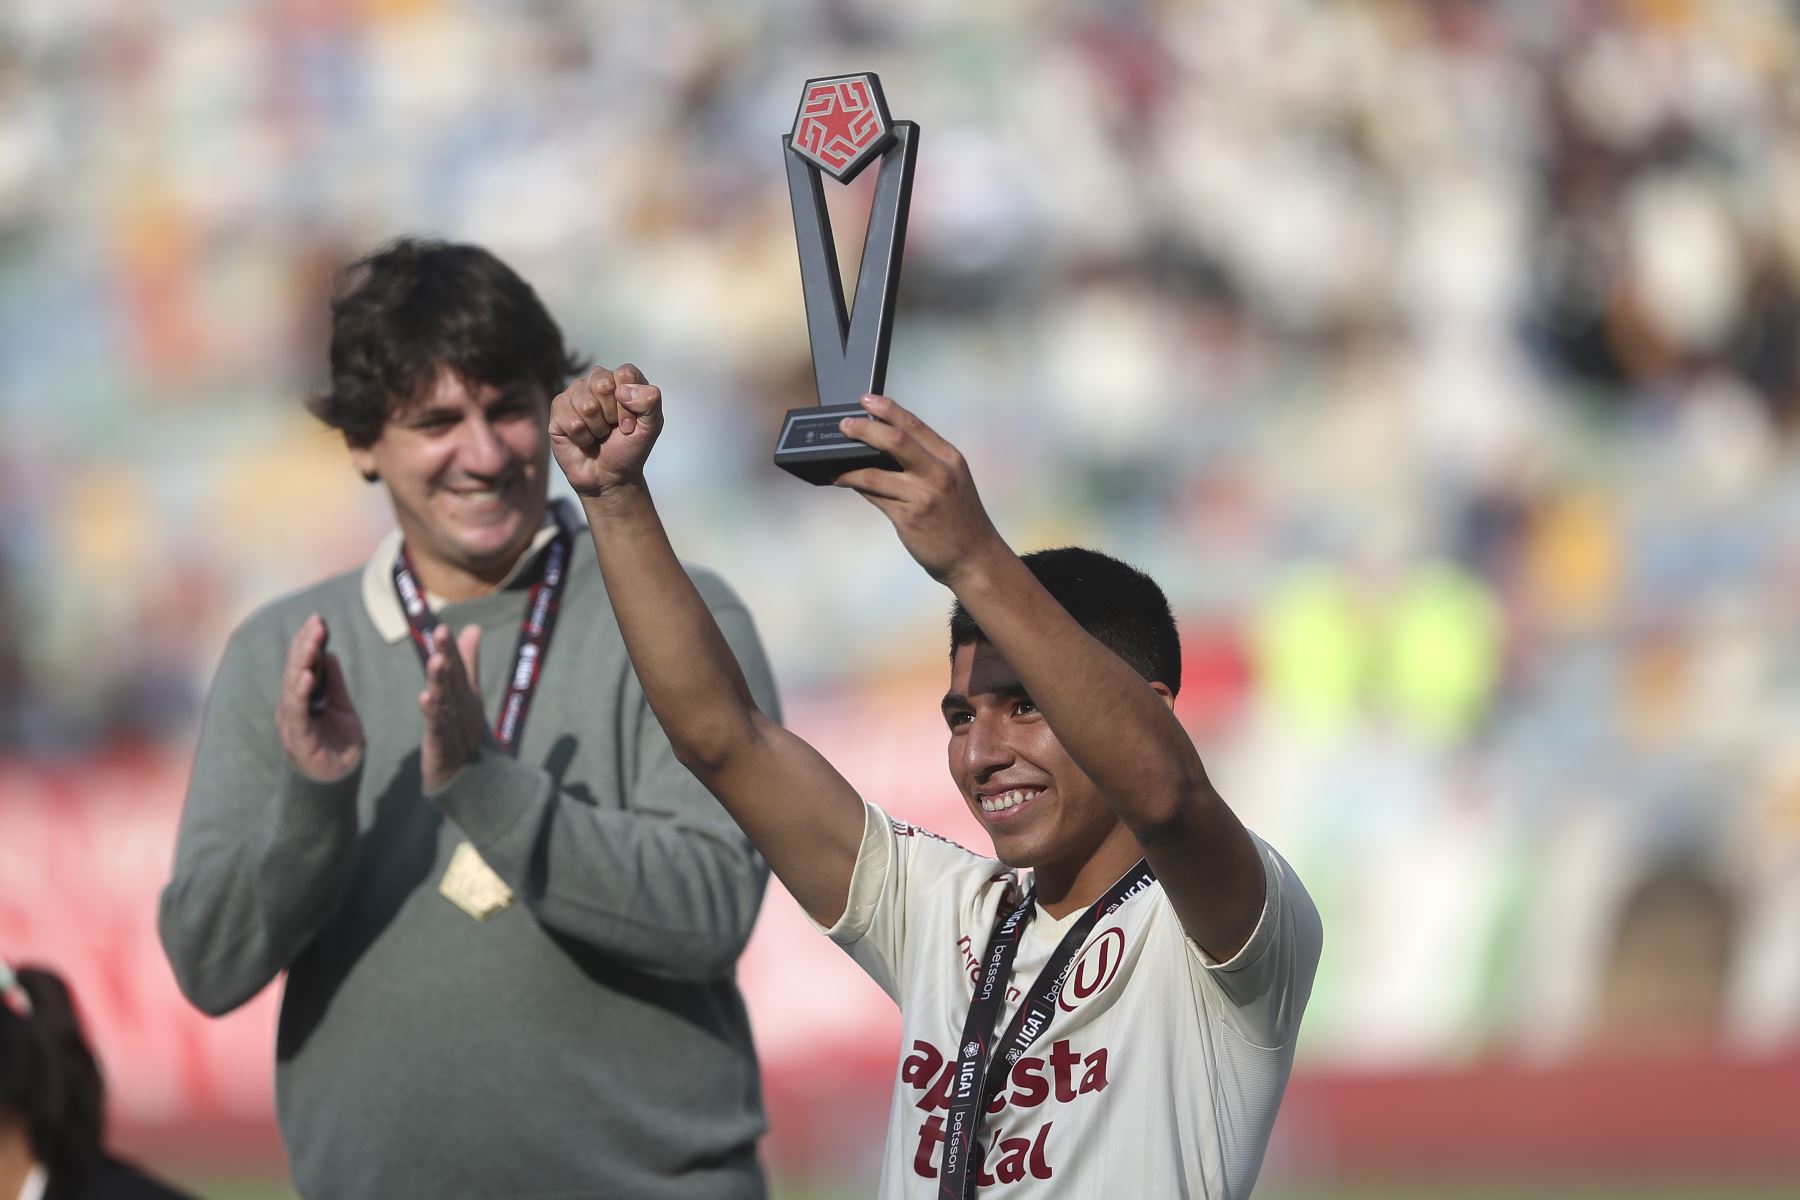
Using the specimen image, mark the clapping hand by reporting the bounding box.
[419,623,486,792]
[277,615,364,783]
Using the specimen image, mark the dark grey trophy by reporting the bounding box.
[773,73,918,484]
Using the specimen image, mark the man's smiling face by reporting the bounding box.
[942,639,1126,881]
[350,367,551,597]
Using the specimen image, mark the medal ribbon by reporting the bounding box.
[391,501,574,756]
[937,857,1156,1198]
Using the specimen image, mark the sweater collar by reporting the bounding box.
[360,506,569,644]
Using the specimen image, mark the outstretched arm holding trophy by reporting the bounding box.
[549,366,1321,1198]
[547,71,1319,1199]
[553,369,1268,944]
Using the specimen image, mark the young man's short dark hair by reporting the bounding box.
[949,546,1182,695]
[310,237,589,448]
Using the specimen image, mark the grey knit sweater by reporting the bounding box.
[159,530,776,1199]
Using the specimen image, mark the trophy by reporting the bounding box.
[773,73,919,484]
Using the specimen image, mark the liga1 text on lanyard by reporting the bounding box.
[939,858,1158,1198]
[391,503,575,920]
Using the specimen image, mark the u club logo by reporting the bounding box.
[1058,927,1125,1013]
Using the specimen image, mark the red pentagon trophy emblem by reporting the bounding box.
[789,72,896,183]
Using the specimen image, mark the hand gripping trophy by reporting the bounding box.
[772,73,919,484]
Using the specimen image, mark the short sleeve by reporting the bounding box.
[1196,834,1323,1048]
[814,802,891,932]
[810,801,1004,1003]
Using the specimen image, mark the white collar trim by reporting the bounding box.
[360,504,569,643]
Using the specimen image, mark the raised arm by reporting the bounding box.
[835,395,1266,961]
[545,364,867,928]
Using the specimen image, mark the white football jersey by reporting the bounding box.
[820,802,1322,1199]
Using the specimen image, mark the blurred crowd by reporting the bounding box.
[2,0,1797,1066]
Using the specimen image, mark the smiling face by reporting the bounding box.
[943,640,1145,901]
[349,367,551,600]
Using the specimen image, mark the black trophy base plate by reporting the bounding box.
[772,404,900,485]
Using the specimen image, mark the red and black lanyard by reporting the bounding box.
[938,858,1157,1198]
[391,502,574,755]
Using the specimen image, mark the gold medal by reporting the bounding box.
[438,841,514,921]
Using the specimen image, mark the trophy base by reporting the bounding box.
[773,405,900,485]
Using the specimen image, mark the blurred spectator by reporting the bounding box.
[0,960,193,1199]
[1592,861,1736,1055]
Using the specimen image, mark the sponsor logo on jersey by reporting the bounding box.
[900,1036,1111,1185]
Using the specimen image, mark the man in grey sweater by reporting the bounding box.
[159,239,776,1199]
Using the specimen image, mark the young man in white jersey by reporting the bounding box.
[541,364,1324,1198]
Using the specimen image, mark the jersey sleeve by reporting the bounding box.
[812,800,1003,1002]
[1194,833,1323,1048]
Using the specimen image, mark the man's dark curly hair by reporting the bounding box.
[949,547,1182,694]
[309,237,588,448]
